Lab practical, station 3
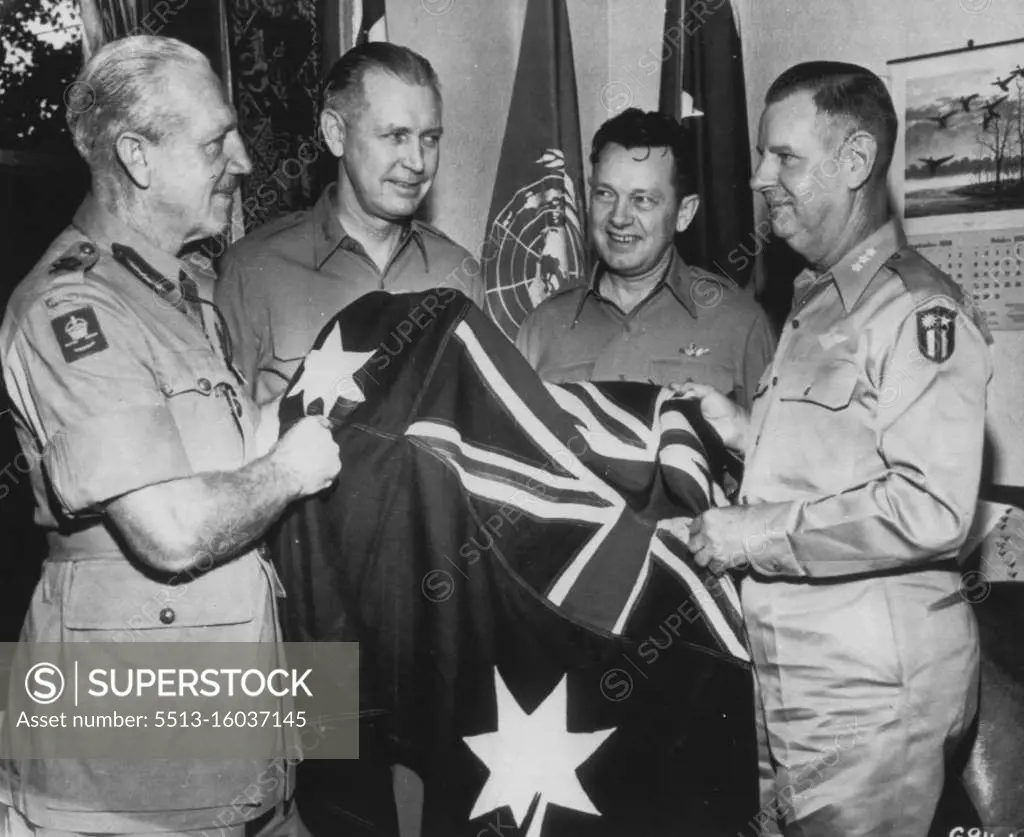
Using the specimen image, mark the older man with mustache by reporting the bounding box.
[0,35,340,836]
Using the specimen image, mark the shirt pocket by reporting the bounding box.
[157,350,251,470]
[60,555,261,642]
[538,358,596,383]
[767,359,862,488]
[650,357,735,395]
[270,312,320,383]
[776,359,859,411]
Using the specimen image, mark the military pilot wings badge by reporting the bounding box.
[917,305,957,363]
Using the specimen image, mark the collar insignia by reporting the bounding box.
[850,247,877,273]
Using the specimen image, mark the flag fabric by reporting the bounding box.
[483,0,587,342]
[353,0,388,45]
[272,290,758,836]
[660,0,755,287]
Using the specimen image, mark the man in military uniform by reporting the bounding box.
[668,62,991,835]
[216,42,484,409]
[515,108,776,411]
[0,36,341,835]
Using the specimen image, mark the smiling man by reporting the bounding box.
[217,42,483,408]
[0,35,341,836]
[667,62,993,835]
[515,108,774,410]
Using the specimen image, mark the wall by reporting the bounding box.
[392,0,662,252]
[742,0,1024,483]
[395,0,1024,484]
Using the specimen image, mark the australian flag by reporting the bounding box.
[272,290,758,836]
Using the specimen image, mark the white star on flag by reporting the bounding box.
[680,90,704,118]
[464,669,615,837]
[290,322,376,412]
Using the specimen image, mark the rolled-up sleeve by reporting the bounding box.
[744,297,991,579]
[4,290,192,515]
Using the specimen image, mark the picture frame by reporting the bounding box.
[887,37,1024,236]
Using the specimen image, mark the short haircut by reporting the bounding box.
[765,61,898,182]
[590,108,696,197]
[67,35,211,176]
[322,42,441,119]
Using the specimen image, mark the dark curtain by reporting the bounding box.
[226,0,328,232]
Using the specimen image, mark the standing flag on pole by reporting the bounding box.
[354,0,388,45]
[483,0,587,342]
[660,0,755,287]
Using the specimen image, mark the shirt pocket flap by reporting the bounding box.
[156,350,238,399]
[778,360,859,411]
[63,557,257,630]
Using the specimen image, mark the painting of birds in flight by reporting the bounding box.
[897,39,1024,219]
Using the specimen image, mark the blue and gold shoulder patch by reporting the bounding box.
[50,305,108,363]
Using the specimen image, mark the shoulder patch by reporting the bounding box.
[50,305,108,363]
[49,241,99,276]
[916,304,957,363]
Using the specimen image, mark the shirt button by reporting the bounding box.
[771,376,778,386]
[792,319,800,328]
[159,607,176,625]
[197,377,212,394]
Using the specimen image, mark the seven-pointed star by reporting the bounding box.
[464,669,615,836]
[290,322,376,412]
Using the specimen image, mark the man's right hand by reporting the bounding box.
[672,382,750,453]
[270,416,343,498]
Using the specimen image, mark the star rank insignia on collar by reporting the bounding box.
[850,247,877,273]
[917,305,957,363]
[681,343,710,358]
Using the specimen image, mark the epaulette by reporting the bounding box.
[690,266,738,294]
[414,219,462,248]
[884,246,963,303]
[886,246,993,344]
[48,240,99,276]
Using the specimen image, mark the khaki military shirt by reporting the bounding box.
[216,185,484,406]
[733,220,992,578]
[0,196,286,832]
[515,252,776,409]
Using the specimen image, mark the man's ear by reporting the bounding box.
[675,194,700,233]
[842,131,878,190]
[320,109,346,158]
[114,132,151,189]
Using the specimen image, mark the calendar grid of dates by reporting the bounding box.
[912,229,1024,331]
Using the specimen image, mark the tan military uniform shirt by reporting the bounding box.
[216,185,484,406]
[0,196,286,832]
[725,222,992,834]
[514,251,776,410]
[733,219,992,577]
